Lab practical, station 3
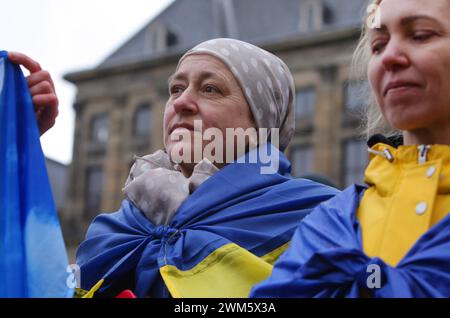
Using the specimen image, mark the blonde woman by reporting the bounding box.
[252,0,450,297]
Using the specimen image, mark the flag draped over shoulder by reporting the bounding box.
[250,185,450,298]
[77,143,339,298]
[0,51,73,298]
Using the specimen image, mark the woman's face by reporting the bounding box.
[368,0,450,134]
[164,54,255,168]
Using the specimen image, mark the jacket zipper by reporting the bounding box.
[418,145,431,164]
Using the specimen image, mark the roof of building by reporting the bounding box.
[100,0,368,69]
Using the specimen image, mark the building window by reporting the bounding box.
[344,80,369,112]
[85,166,104,221]
[133,103,152,138]
[290,145,314,177]
[296,87,316,120]
[307,3,316,29]
[90,114,109,144]
[343,139,369,187]
[145,22,178,53]
[167,30,178,47]
[300,0,324,31]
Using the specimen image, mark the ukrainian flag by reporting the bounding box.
[77,143,339,298]
[0,51,73,297]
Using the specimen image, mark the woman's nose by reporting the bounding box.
[172,89,199,115]
[381,39,410,71]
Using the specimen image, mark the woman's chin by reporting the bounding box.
[388,117,430,132]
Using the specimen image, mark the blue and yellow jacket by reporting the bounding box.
[359,142,450,266]
[251,141,450,297]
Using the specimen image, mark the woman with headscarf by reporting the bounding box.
[75,38,339,298]
[251,0,450,298]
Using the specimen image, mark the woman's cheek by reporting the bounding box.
[368,67,382,103]
[163,105,174,131]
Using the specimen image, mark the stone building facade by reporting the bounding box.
[64,0,370,252]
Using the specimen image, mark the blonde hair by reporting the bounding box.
[351,0,399,138]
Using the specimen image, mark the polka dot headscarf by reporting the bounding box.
[177,38,295,151]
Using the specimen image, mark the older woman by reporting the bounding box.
[75,38,338,298]
[251,0,450,298]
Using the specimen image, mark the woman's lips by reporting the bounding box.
[384,82,421,96]
[169,123,195,134]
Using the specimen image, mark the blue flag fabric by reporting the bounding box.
[0,51,73,297]
[77,143,339,297]
[250,185,450,297]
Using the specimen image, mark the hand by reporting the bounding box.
[7,52,59,136]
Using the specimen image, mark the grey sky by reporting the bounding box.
[0,0,174,164]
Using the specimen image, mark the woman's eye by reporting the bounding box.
[204,85,220,94]
[170,86,184,96]
[371,42,386,54]
[412,31,435,41]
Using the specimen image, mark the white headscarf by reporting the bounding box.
[178,38,295,151]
